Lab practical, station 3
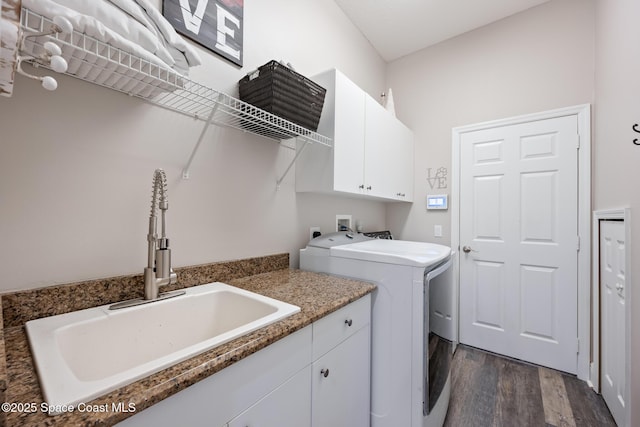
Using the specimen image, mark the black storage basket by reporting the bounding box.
[239,61,326,132]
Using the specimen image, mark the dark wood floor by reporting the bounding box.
[444,345,617,427]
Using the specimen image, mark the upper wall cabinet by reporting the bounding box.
[295,69,414,202]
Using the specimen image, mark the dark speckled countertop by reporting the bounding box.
[0,255,375,426]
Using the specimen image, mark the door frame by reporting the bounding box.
[451,104,591,381]
[592,208,631,425]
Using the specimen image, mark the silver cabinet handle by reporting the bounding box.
[321,368,330,378]
[345,319,353,327]
[359,184,365,189]
[366,186,372,190]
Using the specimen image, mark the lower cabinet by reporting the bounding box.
[312,326,370,427]
[117,294,371,427]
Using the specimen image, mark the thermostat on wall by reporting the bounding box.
[427,194,448,210]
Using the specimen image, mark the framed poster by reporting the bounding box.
[163,0,243,66]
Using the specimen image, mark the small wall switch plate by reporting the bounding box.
[310,227,321,241]
[434,225,443,237]
[336,215,352,232]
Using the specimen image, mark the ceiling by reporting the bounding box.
[334,0,552,62]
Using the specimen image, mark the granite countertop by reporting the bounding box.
[2,268,375,426]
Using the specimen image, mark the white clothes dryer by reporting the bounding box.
[300,232,454,427]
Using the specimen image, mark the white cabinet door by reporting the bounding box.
[364,96,394,199]
[311,325,370,427]
[333,72,366,195]
[388,120,414,201]
[229,366,311,427]
[363,96,414,201]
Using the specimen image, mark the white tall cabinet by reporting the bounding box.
[296,69,414,202]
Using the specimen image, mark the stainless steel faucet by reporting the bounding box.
[110,169,183,310]
[144,168,178,299]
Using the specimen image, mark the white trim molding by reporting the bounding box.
[451,104,592,381]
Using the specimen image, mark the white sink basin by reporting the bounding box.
[26,282,300,412]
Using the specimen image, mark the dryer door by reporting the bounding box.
[423,257,453,415]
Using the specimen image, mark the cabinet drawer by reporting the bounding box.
[312,294,370,360]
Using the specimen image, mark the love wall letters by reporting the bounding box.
[164,0,244,66]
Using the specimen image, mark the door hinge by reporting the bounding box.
[577,338,580,354]
[577,235,581,251]
[576,134,580,149]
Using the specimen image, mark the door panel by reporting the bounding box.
[519,265,557,340]
[473,175,505,240]
[473,261,506,331]
[459,115,578,374]
[521,171,557,242]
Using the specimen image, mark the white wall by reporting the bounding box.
[385,0,595,244]
[0,0,388,292]
[594,0,640,425]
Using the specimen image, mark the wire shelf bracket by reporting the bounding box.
[277,137,308,189]
[181,93,223,180]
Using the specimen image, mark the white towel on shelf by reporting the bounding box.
[22,0,201,75]
[0,15,20,96]
[131,0,201,68]
[63,0,175,66]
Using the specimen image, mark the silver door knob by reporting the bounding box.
[462,246,473,253]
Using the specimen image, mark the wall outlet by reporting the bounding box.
[434,224,443,237]
[310,227,321,241]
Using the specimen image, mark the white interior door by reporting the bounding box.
[459,115,579,374]
[600,220,626,427]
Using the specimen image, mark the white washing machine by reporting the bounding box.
[300,232,454,427]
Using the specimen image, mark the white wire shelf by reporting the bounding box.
[19,7,333,149]
[151,78,332,145]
